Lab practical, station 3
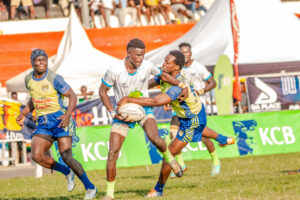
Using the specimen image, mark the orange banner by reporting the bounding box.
[0,24,195,86]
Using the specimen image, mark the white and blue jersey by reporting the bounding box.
[101,59,162,102]
[102,59,162,128]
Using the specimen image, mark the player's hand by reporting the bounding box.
[117,97,129,112]
[57,113,71,128]
[178,86,188,102]
[163,104,172,111]
[115,113,133,122]
[16,114,26,129]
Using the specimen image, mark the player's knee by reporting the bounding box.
[31,152,43,164]
[60,149,73,164]
[108,149,119,162]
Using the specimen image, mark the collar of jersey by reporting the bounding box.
[32,69,48,81]
[175,73,181,79]
[128,69,137,76]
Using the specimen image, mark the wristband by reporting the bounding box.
[178,82,187,89]
[109,110,117,118]
[198,89,204,95]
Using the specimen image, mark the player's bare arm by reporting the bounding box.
[99,83,127,121]
[203,76,216,93]
[148,78,159,89]
[58,88,77,128]
[117,94,172,109]
[16,97,35,128]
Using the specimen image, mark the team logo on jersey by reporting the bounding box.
[41,84,49,91]
[178,130,184,136]
[129,91,143,98]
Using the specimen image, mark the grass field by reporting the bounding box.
[0,152,300,200]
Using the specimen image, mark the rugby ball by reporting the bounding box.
[118,103,146,122]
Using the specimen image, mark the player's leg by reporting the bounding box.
[141,115,183,177]
[102,124,127,200]
[201,136,221,175]
[146,138,187,197]
[169,115,186,177]
[58,136,96,199]
[202,127,235,147]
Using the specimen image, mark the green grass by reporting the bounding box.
[1,152,300,200]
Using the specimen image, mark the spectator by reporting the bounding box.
[0,0,8,21]
[114,0,137,27]
[78,85,94,103]
[186,0,206,20]
[10,0,36,19]
[33,0,51,18]
[233,81,248,114]
[170,0,192,23]
[161,0,177,24]
[101,0,115,27]
[131,0,145,26]
[89,0,102,27]
[11,92,18,101]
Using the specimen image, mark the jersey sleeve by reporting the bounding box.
[165,86,182,101]
[53,74,71,94]
[101,68,115,88]
[198,64,212,81]
[154,76,161,84]
[150,65,162,77]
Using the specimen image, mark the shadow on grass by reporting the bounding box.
[280,169,300,174]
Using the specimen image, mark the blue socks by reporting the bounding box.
[79,172,95,190]
[53,162,70,176]
[216,134,227,145]
[154,182,165,193]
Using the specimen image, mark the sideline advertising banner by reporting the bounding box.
[247,76,300,112]
[52,110,300,171]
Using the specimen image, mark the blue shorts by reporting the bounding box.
[113,107,153,129]
[176,105,206,143]
[33,110,76,139]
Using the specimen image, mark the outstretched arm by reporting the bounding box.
[58,88,77,127]
[117,93,172,109]
[16,97,35,128]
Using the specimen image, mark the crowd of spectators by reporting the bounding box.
[0,0,210,28]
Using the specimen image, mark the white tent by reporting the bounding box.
[6,6,118,93]
[145,0,300,76]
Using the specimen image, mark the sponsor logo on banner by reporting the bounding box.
[232,120,256,156]
[249,78,281,112]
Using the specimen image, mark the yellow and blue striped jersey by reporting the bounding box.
[25,70,70,117]
[155,73,202,118]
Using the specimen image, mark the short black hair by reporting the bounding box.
[179,42,191,49]
[127,38,145,51]
[169,50,185,69]
[11,92,17,96]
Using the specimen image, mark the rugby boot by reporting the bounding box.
[167,159,183,177]
[211,162,221,176]
[84,187,97,199]
[66,170,76,192]
[170,165,187,178]
[218,137,235,147]
[145,189,163,198]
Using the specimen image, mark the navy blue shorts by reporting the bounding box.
[176,105,206,143]
[33,110,76,139]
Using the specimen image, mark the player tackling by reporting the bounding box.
[117,50,235,197]
[99,38,188,200]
